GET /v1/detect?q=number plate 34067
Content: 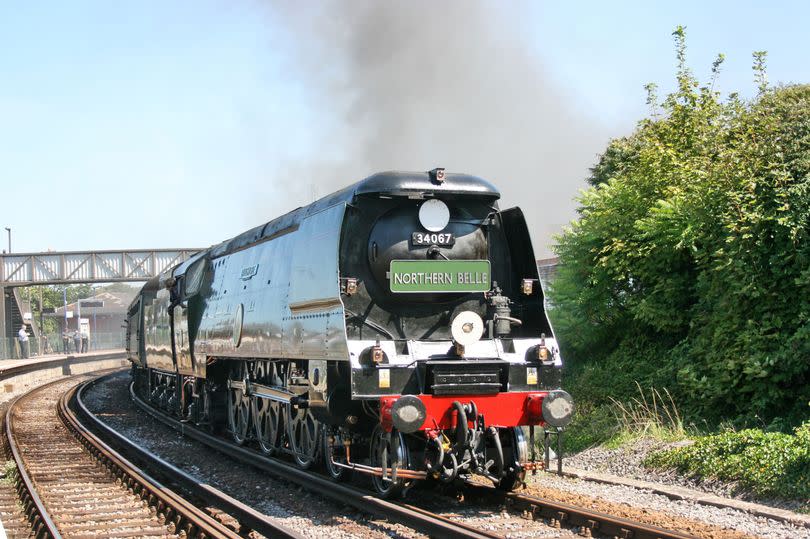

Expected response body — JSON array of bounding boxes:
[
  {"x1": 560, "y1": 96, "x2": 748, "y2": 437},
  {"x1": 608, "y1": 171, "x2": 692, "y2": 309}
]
[{"x1": 412, "y1": 232, "x2": 455, "y2": 246}]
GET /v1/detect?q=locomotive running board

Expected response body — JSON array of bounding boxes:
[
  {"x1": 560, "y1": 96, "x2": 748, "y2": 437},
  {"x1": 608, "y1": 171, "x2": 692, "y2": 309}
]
[{"x1": 227, "y1": 380, "x2": 301, "y2": 405}]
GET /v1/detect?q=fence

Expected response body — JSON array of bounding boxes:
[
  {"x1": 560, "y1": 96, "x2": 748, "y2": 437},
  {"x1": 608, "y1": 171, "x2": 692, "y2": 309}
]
[{"x1": 0, "y1": 331, "x2": 125, "y2": 360}]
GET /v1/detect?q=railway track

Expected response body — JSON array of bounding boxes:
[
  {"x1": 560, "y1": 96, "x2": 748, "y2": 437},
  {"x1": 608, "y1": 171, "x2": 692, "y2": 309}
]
[
  {"x1": 461, "y1": 482, "x2": 695, "y2": 539},
  {"x1": 3, "y1": 372, "x2": 300, "y2": 538},
  {"x1": 104, "y1": 372, "x2": 701, "y2": 539},
  {"x1": 80, "y1": 373, "x2": 499, "y2": 539}
]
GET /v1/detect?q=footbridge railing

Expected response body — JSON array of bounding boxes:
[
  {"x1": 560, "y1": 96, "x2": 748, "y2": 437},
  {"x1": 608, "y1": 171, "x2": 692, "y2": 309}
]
[{"x1": 0, "y1": 249, "x2": 200, "y2": 286}]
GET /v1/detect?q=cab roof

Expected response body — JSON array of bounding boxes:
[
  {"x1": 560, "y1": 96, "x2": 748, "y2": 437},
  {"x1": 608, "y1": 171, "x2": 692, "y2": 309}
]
[
  {"x1": 353, "y1": 170, "x2": 500, "y2": 199},
  {"x1": 179, "y1": 170, "x2": 500, "y2": 265}
]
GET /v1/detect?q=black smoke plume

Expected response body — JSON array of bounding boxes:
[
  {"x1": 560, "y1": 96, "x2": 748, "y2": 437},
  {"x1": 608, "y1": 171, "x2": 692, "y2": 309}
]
[{"x1": 253, "y1": 2, "x2": 608, "y2": 255}]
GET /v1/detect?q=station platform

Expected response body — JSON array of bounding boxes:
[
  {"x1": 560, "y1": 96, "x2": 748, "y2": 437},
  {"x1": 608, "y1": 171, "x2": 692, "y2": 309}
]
[
  {"x1": 0, "y1": 349, "x2": 126, "y2": 374},
  {"x1": 0, "y1": 349, "x2": 128, "y2": 396}
]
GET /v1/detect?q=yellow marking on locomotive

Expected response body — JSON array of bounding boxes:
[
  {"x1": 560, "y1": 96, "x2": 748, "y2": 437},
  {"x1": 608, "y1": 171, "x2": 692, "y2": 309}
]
[{"x1": 378, "y1": 368, "x2": 390, "y2": 388}]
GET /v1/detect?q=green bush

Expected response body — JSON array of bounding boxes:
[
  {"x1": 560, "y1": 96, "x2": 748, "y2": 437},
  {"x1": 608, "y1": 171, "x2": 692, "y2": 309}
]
[
  {"x1": 562, "y1": 402, "x2": 619, "y2": 453},
  {"x1": 645, "y1": 422, "x2": 810, "y2": 503},
  {"x1": 552, "y1": 28, "x2": 810, "y2": 426}
]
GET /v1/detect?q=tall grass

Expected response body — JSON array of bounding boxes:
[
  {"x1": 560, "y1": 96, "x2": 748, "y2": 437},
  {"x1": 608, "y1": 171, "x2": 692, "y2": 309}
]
[{"x1": 605, "y1": 383, "x2": 690, "y2": 447}]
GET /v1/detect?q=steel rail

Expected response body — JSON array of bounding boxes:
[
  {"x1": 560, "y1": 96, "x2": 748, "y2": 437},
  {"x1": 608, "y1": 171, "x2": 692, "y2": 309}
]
[
  {"x1": 56, "y1": 382, "x2": 247, "y2": 539},
  {"x1": 5, "y1": 384, "x2": 63, "y2": 539},
  {"x1": 462, "y1": 482, "x2": 697, "y2": 539},
  {"x1": 128, "y1": 380, "x2": 500, "y2": 539},
  {"x1": 73, "y1": 376, "x2": 303, "y2": 539}
]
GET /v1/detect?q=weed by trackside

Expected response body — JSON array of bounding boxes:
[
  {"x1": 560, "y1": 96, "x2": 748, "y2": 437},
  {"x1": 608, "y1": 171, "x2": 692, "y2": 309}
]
[
  {"x1": 604, "y1": 383, "x2": 692, "y2": 448},
  {"x1": 559, "y1": 383, "x2": 693, "y2": 454},
  {"x1": 0, "y1": 460, "x2": 18, "y2": 486}
]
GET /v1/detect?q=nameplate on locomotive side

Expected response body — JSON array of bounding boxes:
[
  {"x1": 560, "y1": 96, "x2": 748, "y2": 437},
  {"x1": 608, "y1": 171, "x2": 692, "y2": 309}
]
[
  {"x1": 389, "y1": 260, "x2": 491, "y2": 293},
  {"x1": 241, "y1": 264, "x2": 259, "y2": 280}
]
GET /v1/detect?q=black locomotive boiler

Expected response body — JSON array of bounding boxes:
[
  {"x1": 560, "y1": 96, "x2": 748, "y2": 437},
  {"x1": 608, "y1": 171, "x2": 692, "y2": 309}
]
[{"x1": 126, "y1": 169, "x2": 573, "y2": 497}]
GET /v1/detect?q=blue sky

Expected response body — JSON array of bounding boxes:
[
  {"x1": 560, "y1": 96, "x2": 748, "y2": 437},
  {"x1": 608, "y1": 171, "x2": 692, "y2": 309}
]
[
  {"x1": 1, "y1": 1, "x2": 807, "y2": 257},
  {"x1": 533, "y1": 1, "x2": 808, "y2": 123}
]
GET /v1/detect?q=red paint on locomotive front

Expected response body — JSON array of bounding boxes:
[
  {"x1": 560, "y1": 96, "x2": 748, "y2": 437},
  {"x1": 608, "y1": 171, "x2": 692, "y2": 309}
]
[{"x1": 380, "y1": 391, "x2": 548, "y2": 432}]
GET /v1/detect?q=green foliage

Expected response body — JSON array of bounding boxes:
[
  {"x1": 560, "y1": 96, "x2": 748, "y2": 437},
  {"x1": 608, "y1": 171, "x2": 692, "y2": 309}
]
[
  {"x1": 645, "y1": 422, "x2": 810, "y2": 504},
  {"x1": 20, "y1": 284, "x2": 93, "y2": 312},
  {"x1": 18, "y1": 284, "x2": 101, "y2": 334},
  {"x1": 552, "y1": 28, "x2": 810, "y2": 427},
  {"x1": 562, "y1": 402, "x2": 619, "y2": 453}
]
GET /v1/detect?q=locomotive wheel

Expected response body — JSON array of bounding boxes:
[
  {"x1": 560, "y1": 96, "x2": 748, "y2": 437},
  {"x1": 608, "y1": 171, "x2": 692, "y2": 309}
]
[
  {"x1": 496, "y1": 427, "x2": 527, "y2": 491},
  {"x1": 252, "y1": 396, "x2": 282, "y2": 454},
  {"x1": 227, "y1": 366, "x2": 251, "y2": 445},
  {"x1": 369, "y1": 425, "x2": 410, "y2": 498},
  {"x1": 322, "y1": 427, "x2": 350, "y2": 481},
  {"x1": 287, "y1": 404, "x2": 319, "y2": 469}
]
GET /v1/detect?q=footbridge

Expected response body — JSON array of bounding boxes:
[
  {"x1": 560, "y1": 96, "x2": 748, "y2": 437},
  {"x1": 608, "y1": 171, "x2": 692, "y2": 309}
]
[{"x1": 1, "y1": 248, "x2": 200, "y2": 357}]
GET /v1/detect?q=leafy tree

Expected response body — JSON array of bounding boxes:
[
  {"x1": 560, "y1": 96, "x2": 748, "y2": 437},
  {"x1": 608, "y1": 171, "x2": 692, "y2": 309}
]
[
  {"x1": 20, "y1": 283, "x2": 126, "y2": 335},
  {"x1": 552, "y1": 28, "x2": 810, "y2": 427}
]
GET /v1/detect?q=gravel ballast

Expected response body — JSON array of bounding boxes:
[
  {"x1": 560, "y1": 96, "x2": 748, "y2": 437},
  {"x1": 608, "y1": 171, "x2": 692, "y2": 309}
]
[{"x1": 526, "y1": 438, "x2": 810, "y2": 539}]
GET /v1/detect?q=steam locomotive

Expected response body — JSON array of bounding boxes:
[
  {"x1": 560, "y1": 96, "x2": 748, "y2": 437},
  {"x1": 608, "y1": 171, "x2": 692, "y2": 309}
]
[{"x1": 126, "y1": 169, "x2": 573, "y2": 497}]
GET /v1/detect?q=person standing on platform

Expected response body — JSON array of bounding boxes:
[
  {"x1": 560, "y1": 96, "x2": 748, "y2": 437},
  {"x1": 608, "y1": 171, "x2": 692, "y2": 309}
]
[
  {"x1": 81, "y1": 330, "x2": 88, "y2": 353},
  {"x1": 18, "y1": 325, "x2": 29, "y2": 359},
  {"x1": 73, "y1": 330, "x2": 81, "y2": 354},
  {"x1": 62, "y1": 330, "x2": 71, "y2": 353}
]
